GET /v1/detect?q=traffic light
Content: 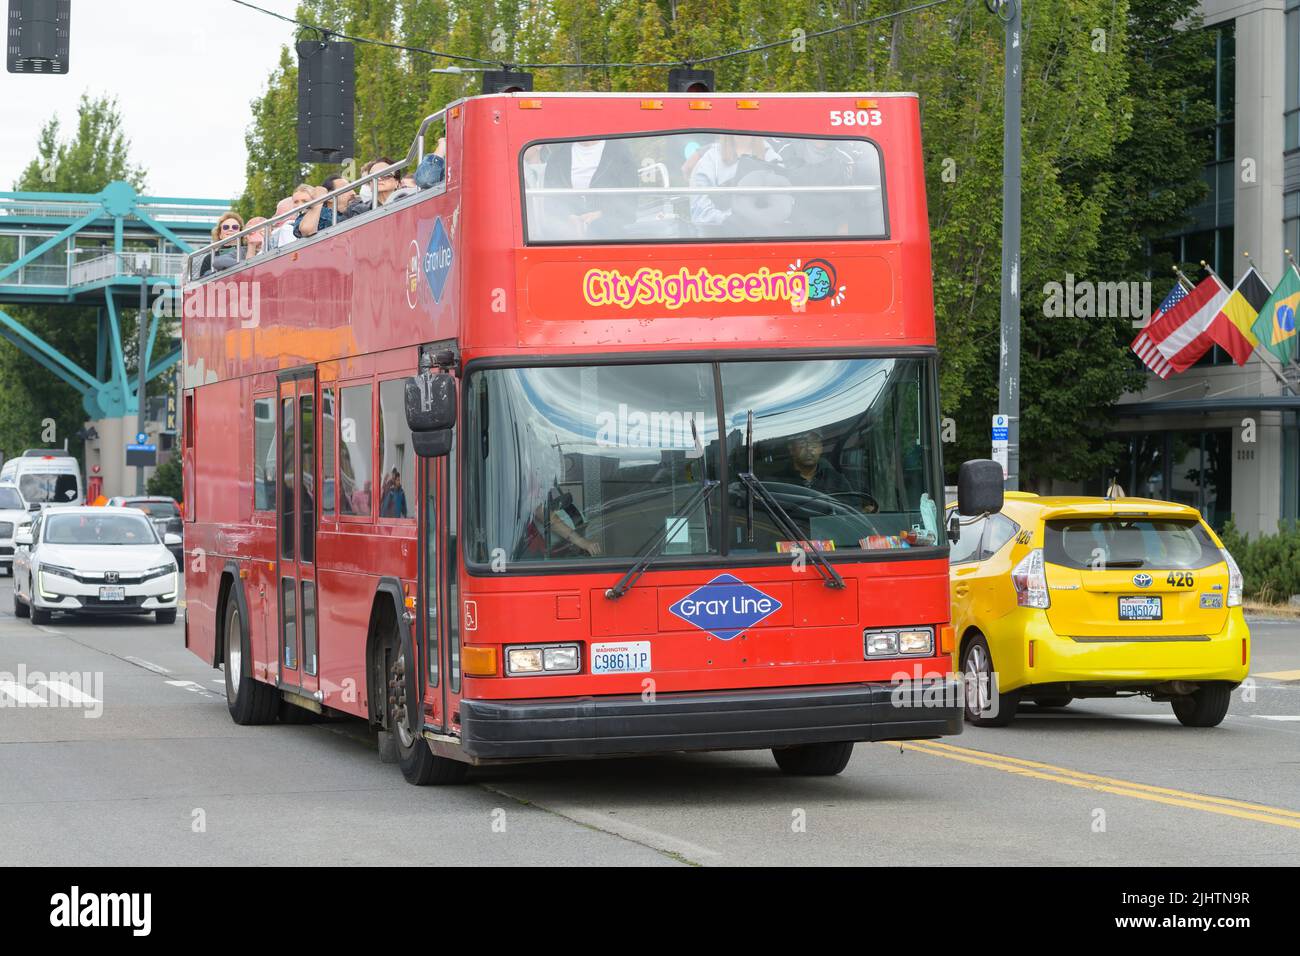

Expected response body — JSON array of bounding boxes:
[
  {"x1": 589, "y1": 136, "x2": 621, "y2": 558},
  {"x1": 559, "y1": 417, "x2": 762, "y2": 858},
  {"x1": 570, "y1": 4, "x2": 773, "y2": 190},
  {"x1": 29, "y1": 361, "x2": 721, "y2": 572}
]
[
  {"x1": 482, "y1": 70, "x2": 533, "y2": 94},
  {"x1": 6, "y1": 0, "x2": 70, "y2": 74},
  {"x1": 297, "y1": 40, "x2": 355, "y2": 164},
  {"x1": 667, "y1": 68, "x2": 714, "y2": 93}
]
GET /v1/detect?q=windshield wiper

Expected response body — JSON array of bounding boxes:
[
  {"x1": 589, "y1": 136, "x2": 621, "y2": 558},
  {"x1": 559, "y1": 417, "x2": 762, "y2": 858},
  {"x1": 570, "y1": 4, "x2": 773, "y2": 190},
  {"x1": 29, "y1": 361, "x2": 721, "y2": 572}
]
[
  {"x1": 735, "y1": 471, "x2": 846, "y2": 590},
  {"x1": 605, "y1": 479, "x2": 719, "y2": 599}
]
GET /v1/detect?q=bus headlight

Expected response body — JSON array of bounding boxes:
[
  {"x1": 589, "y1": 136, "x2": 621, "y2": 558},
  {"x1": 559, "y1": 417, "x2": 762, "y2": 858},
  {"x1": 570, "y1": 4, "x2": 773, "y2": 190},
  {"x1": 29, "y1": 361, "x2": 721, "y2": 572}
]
[
  {"x1": 505, "y1": 643, "x2": 580, "y2": 675},
  {"x1": 865, "y1": 627, "x2": 934, "y2": 658}
]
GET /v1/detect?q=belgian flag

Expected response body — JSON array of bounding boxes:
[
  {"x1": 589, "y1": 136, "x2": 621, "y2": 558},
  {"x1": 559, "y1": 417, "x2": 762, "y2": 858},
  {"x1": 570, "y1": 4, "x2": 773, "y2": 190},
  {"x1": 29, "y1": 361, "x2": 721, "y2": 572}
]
[{"x1": 1210, "y1": 267, "x2": 1272, "y2": 365}]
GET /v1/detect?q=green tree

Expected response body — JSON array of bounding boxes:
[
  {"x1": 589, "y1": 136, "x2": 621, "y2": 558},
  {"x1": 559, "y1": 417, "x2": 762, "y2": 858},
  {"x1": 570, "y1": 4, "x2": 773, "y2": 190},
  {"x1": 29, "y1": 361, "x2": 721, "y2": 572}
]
[
  {"x1": 1, "y1": 94, "x2": 148, "y2": 464},
  {"x1": 146, "y1": 453, "x2": 183, "y2": 501}
]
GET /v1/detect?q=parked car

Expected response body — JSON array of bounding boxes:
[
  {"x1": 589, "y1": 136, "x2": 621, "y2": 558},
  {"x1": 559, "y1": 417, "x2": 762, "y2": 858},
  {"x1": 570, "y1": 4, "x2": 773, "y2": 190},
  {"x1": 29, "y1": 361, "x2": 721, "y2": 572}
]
[
  {"x1": 106, "y1": 496, "x2": 183, "y2": 564},
  {"x1": 0, "y1": 483, "x2": 33, "y2": 576},
  {"x1": 947, "y1": 492, "x2": 1249, "y2": 728},
  {"x1": 12, "y1": 505, "x2": 180, "y2": 625}
]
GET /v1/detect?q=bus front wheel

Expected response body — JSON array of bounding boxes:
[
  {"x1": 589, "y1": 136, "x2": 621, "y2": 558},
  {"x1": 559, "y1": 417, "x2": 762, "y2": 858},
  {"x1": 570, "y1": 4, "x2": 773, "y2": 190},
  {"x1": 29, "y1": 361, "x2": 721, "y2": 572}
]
[
  {"x1": 386, "y1": 638, "x2": 468, "y2": 786},
  {"x1": 772, "y1": 741, "x2": 854, "y2": 776}
]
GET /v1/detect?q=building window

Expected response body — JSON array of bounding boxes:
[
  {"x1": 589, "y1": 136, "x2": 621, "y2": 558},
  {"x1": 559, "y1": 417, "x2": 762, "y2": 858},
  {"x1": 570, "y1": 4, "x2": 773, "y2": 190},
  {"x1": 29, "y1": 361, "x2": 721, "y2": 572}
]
[{"x1": 1095, "y1": 430, "x2": 1233, "y2": 531}]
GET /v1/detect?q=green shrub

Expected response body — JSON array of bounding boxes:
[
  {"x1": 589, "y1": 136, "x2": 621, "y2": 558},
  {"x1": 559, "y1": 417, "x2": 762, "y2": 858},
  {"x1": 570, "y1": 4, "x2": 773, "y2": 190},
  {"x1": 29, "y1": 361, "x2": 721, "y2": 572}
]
[
  {"x1": 146, "y1": 454, "x2": 182, "y2": 502},
  {"x1": 1220, "y1": 520, "x2": 1300, "y2": 603}
]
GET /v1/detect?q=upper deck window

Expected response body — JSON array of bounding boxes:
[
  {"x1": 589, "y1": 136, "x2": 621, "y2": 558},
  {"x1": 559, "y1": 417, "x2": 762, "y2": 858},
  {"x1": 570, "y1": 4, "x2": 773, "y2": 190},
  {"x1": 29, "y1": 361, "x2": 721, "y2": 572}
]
[{"x1": 521, "y1": 132, "x2": 886, "y2": 244}]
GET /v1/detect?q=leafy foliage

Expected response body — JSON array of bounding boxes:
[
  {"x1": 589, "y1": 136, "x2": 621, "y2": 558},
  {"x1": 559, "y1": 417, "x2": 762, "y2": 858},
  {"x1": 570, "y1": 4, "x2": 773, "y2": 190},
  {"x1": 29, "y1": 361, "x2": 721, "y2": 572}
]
[
  {"x1": 235, "y1": 0, "x2": 1214, "y2": 486},
  {"x1": 1219, "y1": 521, "x2": 1300, "y2": 603},
  {"x1": 147, "y1": 453, "x2": 183, "y2": 501}
]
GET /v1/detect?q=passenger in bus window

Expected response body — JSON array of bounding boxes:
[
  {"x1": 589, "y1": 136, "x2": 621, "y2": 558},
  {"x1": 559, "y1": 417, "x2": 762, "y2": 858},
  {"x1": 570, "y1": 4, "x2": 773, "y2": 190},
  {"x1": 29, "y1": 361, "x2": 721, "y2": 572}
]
[
  {"x1": 380, "y1": 469, "x2": 408, "y2": 518},
  {"x1": 197, "y1": 212, "x2": 243, "y2": 275},
  {"x1": 244, "y1": 217, "x2": 268, "y2": 257},
  {"x1": 269, "y1": 186, "x2": 312, "y2": 250},
  {"x1": 688, "y1": 135, "x2": 781, "y2": 227},
  {"x1": 540, "y1": 138, "x2": 637, "y2": 239},
  {"x1": 520, "y1": 489, "x2": 601, "y2": 558},
  {"x1": 358, "y1": 158, "x2": 400, "y2": 210},
  {"x1": 296, "y1": 175, "x2": 364, "y2": 238},
  {"x1": 777, "y1": 139, "x2": 855, "y2": 236}
]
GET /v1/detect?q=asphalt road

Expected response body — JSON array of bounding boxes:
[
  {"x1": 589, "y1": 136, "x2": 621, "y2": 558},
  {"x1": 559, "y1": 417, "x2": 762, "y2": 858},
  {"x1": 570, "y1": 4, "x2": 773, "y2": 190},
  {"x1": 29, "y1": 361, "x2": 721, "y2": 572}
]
[{"x1": 2, "y1": 577, "x2": 1298, "y2": 866}]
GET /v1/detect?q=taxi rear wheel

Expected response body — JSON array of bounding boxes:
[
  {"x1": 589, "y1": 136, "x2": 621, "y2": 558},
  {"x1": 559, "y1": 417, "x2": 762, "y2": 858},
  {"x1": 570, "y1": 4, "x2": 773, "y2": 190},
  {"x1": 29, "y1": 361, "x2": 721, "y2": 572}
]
[
  {"x1": 772, "y1": 741, "x2": 854, "y2": 776},
  {"x1": 1171, "y1": 684, "x2": 1232, "y2": 728},
  {"x1": 1033, "y1": 697, "x2": 1073, "y2": 709},
  {"x1": 963, "y1": 635, "x2": 1021, "y2": 727}
]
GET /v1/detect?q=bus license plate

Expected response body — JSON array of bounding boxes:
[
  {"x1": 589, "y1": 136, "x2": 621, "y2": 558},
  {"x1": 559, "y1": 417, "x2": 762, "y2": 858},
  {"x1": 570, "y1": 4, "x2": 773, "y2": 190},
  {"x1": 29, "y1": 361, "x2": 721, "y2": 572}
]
[
  {"x1": 99, "y1": 586, "x2": 126, "y2": 601},
  {"x1": 1119, "y1": 596, "x2": 1161, "y2": 621},
  {"x1": 590, "y1": 641, "x2": 651, "y2": 675}
]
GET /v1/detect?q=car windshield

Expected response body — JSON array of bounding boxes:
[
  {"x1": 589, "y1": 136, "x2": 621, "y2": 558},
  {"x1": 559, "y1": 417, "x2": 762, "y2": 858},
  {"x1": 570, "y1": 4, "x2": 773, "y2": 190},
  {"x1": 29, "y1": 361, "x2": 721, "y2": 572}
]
[
  {"x1": 465, "y1": 357, "x2": 943, "y2": 565},
  {"x1": 19, "y1": 472, "x2": 79, "y2": 504},
  {"x1": 0, "y1": 487, "x2": 24, "y2": 510},
  {"x1": 44, "y1": 513, "x2": 158, "y2": 546},
  {"x1": 1045, "y1": 518, "x2": 1221, "y2": 571},
  {"x1": 521, "y1": 132, "x2": 885, "y2": 243}
]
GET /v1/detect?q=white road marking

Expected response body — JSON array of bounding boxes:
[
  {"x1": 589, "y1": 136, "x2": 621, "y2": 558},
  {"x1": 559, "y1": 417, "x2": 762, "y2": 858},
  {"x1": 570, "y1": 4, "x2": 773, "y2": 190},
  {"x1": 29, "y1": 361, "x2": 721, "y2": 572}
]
[
  {"x1": 37, "y1": 680, "x2": 100, "y2": 705},
  {"x1": 35, "y1": 626, "x2": 64, "y2": 635},
  {"x1": 0, "y1": 680, "x2": 44, "y2": 704},
  {"x1": 1252, "y1": 715, "x2": 1300, "y2": 722},
  {"x1": 165, "y1": 680, "x2": 201, "y2": 689},
  {"x1": 124, "y1": 656, "x2": 171, "y2": 675}
]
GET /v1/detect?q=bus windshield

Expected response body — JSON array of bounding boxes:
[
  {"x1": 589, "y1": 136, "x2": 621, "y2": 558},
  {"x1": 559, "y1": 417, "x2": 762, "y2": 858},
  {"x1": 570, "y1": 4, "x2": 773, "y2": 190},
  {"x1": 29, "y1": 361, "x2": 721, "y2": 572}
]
[
  {"x1": 19, "y1": 473, "x2": 79, "y2": 504},
  {"x1": 522, "y1": 132, "x2": 885, "y2": 243},
  {"x1": 466, "y1": 357, "x2": 942, "y2": 566}
]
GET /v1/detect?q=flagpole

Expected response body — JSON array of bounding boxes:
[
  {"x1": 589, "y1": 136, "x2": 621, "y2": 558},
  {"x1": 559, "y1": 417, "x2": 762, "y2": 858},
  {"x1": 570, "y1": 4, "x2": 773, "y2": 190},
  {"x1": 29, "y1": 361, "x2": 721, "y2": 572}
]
[
  {"x1": 1240, "y1": 250, "x2": 1294, "y2": 390},
  {"x1": 1172, "y1": 264, "x2": 1195, "y2": 293}
]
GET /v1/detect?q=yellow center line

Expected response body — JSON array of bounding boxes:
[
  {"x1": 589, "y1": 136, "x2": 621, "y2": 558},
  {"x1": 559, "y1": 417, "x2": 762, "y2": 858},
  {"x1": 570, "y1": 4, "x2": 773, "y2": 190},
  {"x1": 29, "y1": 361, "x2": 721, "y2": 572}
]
[{"x1": 886, "y1": 739, "x2": 1300, "y2": 831}]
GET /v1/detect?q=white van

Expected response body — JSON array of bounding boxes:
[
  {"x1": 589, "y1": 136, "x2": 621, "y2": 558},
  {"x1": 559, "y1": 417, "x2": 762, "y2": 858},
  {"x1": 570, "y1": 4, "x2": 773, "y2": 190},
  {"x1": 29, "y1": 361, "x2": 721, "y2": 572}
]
[{"x1": 0, "y1": 450, "x2": 84, "y2": 510}]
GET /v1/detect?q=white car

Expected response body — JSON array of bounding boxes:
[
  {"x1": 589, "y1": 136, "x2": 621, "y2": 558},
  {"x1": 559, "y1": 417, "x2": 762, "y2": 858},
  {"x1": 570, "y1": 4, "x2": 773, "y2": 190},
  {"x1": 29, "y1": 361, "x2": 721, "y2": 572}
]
[
  {"x1": 0, "y1": 484, "x2": 32, "y2": 577},
  {"x1": 12, "y1": 506, "x2": 180, "y2": 625}
]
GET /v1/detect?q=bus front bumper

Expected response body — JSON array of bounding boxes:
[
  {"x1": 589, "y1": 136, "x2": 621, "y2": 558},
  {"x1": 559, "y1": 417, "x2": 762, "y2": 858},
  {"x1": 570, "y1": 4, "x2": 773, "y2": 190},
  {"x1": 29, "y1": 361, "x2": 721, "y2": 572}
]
[{"x1": 457, "y1": 679, "x2": 962, "y2": 761}]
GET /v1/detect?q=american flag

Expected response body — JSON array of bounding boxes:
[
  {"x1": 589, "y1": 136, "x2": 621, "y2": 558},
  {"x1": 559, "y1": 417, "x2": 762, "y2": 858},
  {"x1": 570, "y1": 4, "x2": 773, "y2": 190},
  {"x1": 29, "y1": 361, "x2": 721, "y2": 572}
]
[{"x1": 1131, "y1": 282, "x2": 1189, "y2": 378}]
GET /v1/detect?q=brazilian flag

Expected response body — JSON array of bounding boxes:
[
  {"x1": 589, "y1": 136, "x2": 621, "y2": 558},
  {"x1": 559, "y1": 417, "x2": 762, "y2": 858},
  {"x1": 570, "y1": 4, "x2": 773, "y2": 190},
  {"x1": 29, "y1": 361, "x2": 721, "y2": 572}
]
[{"x1": 1251, "y1": 265, "x2": 1300, "y2": 364}]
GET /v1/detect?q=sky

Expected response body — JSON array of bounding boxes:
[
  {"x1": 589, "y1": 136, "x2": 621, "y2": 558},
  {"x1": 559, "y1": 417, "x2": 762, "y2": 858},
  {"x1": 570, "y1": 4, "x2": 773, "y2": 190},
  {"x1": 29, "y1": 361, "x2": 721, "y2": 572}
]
[{"x1": 0, "y1": 0, "x2": 305, "y2": 201}]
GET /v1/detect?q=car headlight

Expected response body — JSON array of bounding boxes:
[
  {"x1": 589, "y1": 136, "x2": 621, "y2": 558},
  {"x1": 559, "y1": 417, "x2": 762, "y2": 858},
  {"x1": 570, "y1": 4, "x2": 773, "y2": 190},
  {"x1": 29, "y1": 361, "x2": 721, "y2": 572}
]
[
  {"x1": 142, "y1": 564, "x2": 176, "y2": 581},
  {"x1": 41, "y1": 564, "x2": 76, "y2": 580},
  {"x1": 505, "y1": 643, "x2": 581, "y2": 675}
]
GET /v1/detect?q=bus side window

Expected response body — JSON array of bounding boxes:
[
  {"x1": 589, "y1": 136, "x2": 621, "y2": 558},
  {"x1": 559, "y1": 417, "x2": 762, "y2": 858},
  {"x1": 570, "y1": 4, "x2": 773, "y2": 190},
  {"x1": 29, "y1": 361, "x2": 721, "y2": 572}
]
[{"x1": 253, "y1": 396, "x2": 276, "y2": 512}]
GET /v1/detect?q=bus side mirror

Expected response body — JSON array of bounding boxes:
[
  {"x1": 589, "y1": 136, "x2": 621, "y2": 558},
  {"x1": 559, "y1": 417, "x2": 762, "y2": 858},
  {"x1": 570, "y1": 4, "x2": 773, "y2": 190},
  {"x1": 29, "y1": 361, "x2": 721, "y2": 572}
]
[
  {"x1": 405, "y1": 372, "x2": 456, "y2": 458},
  {"x1": 957, "y1": 459, "x2": 1004, "y2": 517}
]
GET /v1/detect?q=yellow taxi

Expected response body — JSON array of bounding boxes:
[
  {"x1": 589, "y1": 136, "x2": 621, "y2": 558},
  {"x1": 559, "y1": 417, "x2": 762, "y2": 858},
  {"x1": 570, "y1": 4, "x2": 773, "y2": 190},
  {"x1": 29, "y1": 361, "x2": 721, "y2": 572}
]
[{"x1": 946, "y1": 492, "x2": 1249, "y2": 728}]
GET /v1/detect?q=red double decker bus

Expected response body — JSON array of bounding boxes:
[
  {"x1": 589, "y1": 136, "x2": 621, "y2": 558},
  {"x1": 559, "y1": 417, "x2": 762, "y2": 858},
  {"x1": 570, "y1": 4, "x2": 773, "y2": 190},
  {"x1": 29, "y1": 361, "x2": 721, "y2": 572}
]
[{"x1": 183, "y1": 91, "x2": 977, "y2": 784}]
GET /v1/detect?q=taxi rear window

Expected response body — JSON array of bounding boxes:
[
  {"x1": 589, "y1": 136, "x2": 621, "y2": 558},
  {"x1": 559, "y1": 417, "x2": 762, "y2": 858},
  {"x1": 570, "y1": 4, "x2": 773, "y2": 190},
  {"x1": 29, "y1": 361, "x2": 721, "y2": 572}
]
[{"x1": 1044, "y1": 518, "x2": 1221, "y2": 571}]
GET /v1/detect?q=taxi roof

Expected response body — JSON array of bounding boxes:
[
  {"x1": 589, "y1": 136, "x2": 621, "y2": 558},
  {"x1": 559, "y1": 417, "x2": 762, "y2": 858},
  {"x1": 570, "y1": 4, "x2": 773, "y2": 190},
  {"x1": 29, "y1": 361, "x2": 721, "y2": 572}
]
[{"x1": 1002, "y1": 495, "x2": 1204, "y2": 522}]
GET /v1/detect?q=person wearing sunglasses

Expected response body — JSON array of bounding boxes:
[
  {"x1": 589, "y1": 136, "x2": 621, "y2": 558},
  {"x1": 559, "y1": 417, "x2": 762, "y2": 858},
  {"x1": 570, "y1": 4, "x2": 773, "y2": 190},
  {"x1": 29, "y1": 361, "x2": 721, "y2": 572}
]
[{"x1": 196, "y1": 211, "x2": 244, "y2": 276}]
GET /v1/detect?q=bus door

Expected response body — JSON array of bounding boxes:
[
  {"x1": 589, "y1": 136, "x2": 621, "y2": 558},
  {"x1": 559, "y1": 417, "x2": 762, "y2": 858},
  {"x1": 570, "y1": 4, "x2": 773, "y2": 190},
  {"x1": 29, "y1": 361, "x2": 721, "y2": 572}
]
[
  {"x1": 276, "y1": 369, "x2": 320, "y2": 701},
  {"x1": 422, "y1": 417, "x2": 462, "y2": 734}
]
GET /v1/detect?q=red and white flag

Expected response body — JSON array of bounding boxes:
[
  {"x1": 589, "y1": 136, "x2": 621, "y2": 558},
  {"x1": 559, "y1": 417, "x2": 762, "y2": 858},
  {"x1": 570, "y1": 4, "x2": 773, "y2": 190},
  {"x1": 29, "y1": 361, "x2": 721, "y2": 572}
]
[{"x1": 1130, "y1": 275, "x2": 1229, "y2": 378}]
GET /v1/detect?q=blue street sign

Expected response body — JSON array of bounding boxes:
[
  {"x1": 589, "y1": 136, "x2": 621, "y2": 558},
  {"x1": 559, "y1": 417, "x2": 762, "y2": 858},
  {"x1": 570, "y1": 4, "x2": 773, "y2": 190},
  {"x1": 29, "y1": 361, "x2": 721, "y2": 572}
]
[
  {"x1": 667, "y1": 573, "x2": 782, "y2": 641},
  {"x1": 135, "y1": 431, "x2": 147, "y2": 444}
]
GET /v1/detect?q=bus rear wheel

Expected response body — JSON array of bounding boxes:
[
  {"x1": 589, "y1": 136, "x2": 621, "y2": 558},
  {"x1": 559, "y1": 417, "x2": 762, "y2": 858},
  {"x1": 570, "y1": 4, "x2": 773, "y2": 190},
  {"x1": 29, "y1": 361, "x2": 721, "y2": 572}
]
[
  {"x1": 224, "y1": 596, "x2": 278, "y2": 725},
  {"x1": 386, "y1": 638, "x2": 467, "y2": 786},
  {"x1": 772, "y1": 741, "x2": 854, "y2": 776}
]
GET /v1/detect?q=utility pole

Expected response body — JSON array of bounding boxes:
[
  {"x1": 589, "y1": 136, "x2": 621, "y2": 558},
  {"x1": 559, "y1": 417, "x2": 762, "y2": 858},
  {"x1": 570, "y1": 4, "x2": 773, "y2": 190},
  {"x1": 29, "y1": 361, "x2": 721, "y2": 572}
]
[
  {"x1": 992, "y1": 0, "x2": 1022, "y2": 490},
  {"x1": 135, "y1": 258, "x2": 149, "y2": 495}
]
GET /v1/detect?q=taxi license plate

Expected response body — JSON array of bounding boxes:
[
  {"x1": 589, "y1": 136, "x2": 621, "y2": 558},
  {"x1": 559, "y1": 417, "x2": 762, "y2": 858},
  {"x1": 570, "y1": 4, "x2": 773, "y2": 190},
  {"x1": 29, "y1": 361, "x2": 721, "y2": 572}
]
[
  {"x1": 1119, "y1": 596, "x2": 1161, "y2": 621},
  {"x1": 99, "y1": 586, "x2": 126, "y2": 602},
  {"x1": 590, "y1": 641, "x2": 651, "y2": 675}
]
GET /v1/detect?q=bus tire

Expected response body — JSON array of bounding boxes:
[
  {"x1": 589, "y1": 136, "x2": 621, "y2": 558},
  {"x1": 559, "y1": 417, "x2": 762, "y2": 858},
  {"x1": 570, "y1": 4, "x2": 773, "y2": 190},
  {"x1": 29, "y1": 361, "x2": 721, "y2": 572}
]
[
  {"x1": 1172, "y1": 684, "x2": 1232, "y2": 728},
  {"x1": 13, "y1": 591, "x2": 29, "y2": 618},
  {"x1": 962, "y1": 634, "x2": 1020, "y2": 727},
  {"x1": 223, "y1": 592, "x2": 278, "y2": 725},
  {"x1": 385, "y1": 634, "x2": 468, "y2": 785},
  {"x1": 772, "y1": 741, "x2": 854, "y2": 776}
]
